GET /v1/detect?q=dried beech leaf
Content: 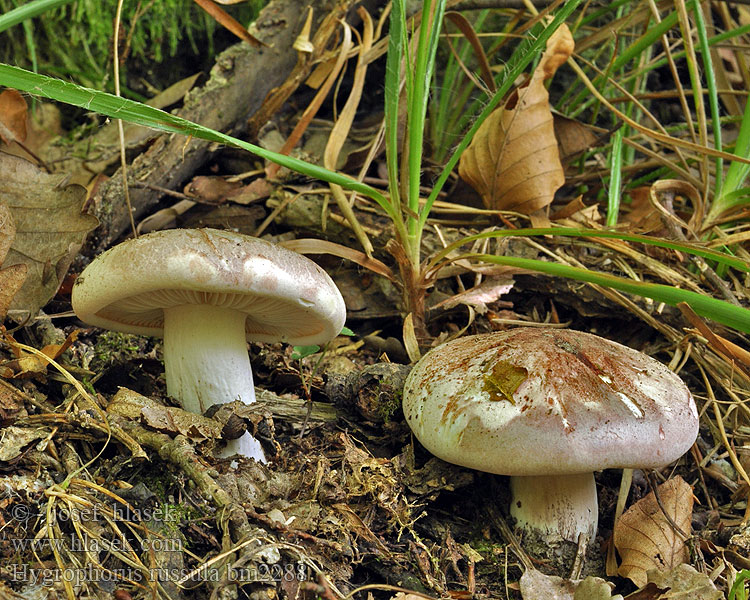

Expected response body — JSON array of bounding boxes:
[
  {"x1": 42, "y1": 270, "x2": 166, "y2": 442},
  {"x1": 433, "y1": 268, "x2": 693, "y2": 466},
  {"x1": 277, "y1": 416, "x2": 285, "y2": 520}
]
[
  {"x1": 0, "y1": 204, "x2": 16, "y2": 261},
  {"x1": 0, "y1": 426, "x2": 47, "y2": 461},
  {"x1": 458, "y1": 26, "x2": 573, "y2": 213},
  {"x1": 1, "y1": 329, "x2": 79, "y2": 379},
  {"x1": 614, "y1": 477, "x2": 693, "y2": 587},
  {"x1": 439, "y1": 276, "x2": 515, "y2": 314},
  {"x1": 573, "y1": 577, "x2": 623, "y2": 600},
  {"x1": 520, "y1": 569, "x2": 576, "y2": 600},
  {"x1": 0, "y1": 154, "x2": 98, "y2": 319},
  {"x1": 519, "y1": 570, "x2": 621, "y2": 600},
  {"x1": 0, "y1": 205, "x2": 27, "y2": 319},
  {"x1": 108, "y1": 388, "x2": 223, "y2": 441},
  {"x1": 0, "y1": 263, "x2": 27, "y2": 321},
  {"x1": 628, "y1": 564, "x2": 722, "y2": 600},
  {"x1": 0, "y1": 380, "x2": 27, "y2": 425},
  {"x1": 553, "y1": 113, "x2": 601, "y2": 161},
  {"x1": 538, "y1": 24, "x2": 576, "y2": 81},
  {"x1": 0, "y1": 89, "x2": 28, "y2": 145},
  {"x1": 183, "y1": 175, "x2": 244, "y2": 204}
]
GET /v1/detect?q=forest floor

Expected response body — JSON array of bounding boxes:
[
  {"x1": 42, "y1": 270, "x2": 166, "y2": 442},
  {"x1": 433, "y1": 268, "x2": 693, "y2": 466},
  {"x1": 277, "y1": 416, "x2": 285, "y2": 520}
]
[{"x1": 1, "y1": 1, "x2": 749, "y2": 599}]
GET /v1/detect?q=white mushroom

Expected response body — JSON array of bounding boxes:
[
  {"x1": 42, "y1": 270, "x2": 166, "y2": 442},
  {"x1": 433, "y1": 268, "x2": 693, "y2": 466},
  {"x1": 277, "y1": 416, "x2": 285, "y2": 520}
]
[
  {"x1": 72, "y1": 228, "x2": 346, "y2": 462},
  {"x1": 402, "y1": 328, "x2": 698, "y2": 544}
]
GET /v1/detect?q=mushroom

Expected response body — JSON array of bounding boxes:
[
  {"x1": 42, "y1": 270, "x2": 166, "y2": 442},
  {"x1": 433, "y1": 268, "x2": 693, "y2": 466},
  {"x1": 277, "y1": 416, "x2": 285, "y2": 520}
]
[
  {"x1": 72, "y1": 228, "x2": 346, "y2": 462},
  {"x1": 402, "y1": 328, "x2": 698, "y2": 544}
]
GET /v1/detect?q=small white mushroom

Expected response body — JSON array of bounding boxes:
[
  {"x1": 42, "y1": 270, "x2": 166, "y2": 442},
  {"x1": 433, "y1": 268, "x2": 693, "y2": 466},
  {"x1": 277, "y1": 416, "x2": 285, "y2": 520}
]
[
  {"x1": 402, "y1": 328, "x2": 698, "y2": 544},
  {"x1": 72, "y1": 228, "x2": 346, "y2": 462}
]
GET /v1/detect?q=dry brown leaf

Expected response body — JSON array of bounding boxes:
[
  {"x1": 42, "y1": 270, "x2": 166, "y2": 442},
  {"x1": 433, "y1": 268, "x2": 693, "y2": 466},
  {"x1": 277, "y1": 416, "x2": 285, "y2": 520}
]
[
  {"x1": 520, "y1": 569, "x2": 577, "y2": 600},
  {"x1": 519, "y1": 570, "x2": 622, "y2": 600},
  {"x1": 0, "y1": 205, "x2": 27, "y2": 319},
  {"x1": 458, "y1": 25, "x2": 573, "y2": 213},
  {"x1": 624, "y1": 564, "x2": 722, "y2": 600},
  {"x1": 539, "y1": 24, "x2": 576, "y2": 81},
  {"x1": 1, "y1": 329, "x2": 79, "y2": 379},
  {"x1": 182, "y1": 175, "x2": 272, "y2": 206},
  {"x1": 614, "y1": 477, "x2": 693, "y2": 587},
  {"x1": 0, "y1": 425, "x2": 47, "y2": 462},
  {"x1": 0, "y1": 89, "x2": 28, "y2": 145},
  {"x1": 390, "y1": 594, "x2": 428, "y2": 600},
  {"x1": 0, "y1": 154, "x2": 98, "y2": 319},
  {"x1": 108, "y1": 388, "x2": 224, "y2": 441},
  {"x1": 0, "y1": 380, "x2": 27, "y2": 425},
  {"x1": 183, "y1": 175, "x2": 244, "y2": 204},
  {"x1": 553, "y1": 113, "x2": 601, "y2": 162},
  {"x1": 438, "y1": 276, "x2": 515, "y2": 314},
  {"x1": 621, "y1": 187, "x2": 665, "y2": 234}
]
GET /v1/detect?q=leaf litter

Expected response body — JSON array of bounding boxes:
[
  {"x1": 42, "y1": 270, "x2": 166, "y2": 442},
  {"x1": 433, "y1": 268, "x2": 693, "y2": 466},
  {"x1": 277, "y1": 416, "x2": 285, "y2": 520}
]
[{"x1": 2, "y1": 2, "x2": 750, "y2": 600}]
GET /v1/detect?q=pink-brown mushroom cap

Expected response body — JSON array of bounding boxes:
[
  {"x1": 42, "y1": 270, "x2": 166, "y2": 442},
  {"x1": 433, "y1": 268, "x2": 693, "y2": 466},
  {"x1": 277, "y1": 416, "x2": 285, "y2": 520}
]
[{"x1": 403, "y1": 328, "x2": 698, "y2": 476}]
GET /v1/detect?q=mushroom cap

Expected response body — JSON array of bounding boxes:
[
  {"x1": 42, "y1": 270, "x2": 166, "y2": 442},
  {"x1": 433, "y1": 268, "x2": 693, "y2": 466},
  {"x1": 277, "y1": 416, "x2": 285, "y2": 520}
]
[
  {"x1": 72, "y1": 229, "x2": 346, "y2": 345},
  {"x1": 403, "y1": 328, "x2": 698, "y2": 476}
]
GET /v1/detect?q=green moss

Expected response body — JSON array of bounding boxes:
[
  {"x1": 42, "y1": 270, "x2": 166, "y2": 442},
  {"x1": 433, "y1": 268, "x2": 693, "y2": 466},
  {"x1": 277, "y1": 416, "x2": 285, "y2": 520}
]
[
  {"x1": 377, "y1": 382, "x2": 403, "y2": 423},
  {"x1": 0, "y1": 0, "x2": 267, "y2": 89},
  {"x1": 90, "y1": 330, "x2": 147, "y2": 370}
]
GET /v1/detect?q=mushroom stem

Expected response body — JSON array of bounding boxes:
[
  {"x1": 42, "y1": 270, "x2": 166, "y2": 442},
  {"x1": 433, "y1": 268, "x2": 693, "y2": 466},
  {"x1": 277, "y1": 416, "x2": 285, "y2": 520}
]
[
  {"x1": 163, "y1": 303, "x2": 265, "y2": 462},
  {"x1": 510, "y1": 473, "x2": 598, "y2": 543}
]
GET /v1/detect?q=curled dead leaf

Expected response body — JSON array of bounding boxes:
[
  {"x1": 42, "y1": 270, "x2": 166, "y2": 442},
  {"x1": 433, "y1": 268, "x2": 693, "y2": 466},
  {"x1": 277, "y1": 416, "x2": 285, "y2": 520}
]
[
  {"x1": 1, "y1": 329, "x2": 79, "y2": 379},
  {"x1": 0, "y1": 425, "x2": 48, "y2": 462},
  {"x1": 0, "y1": 379, "x2": 28, "y2": 425},
  {"x1": 553, "y1": 113, "x2": 602, "y2": 162},
  {"x1": 614, "y1": 476, "x2": 693, "y2": 587},
  {"x1": 539, "y1": 24, "x2": 575, "y2": 81}
]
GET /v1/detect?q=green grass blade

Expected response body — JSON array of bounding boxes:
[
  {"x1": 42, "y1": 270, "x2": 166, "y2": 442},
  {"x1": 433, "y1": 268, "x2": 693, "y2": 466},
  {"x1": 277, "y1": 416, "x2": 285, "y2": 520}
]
[
  {"x1": 471, "y1": 253, "x2": 750, "y2": 333},
  {"x1": 428, "y1": 227, "x2": 750, "y2": 273},
  {"x1": 607, "y1": 127, "x2": 624, "y2": 227},
  {"x1": 579, "y1": 0, "x2": 638, "y2": 27},
  {"x1": 0, "y1": 0, "x2": 75, "y2": 33},
  {"x1": 728, "y1": 569, "x2": 750, "y2": 600},
  {"x1": 0, "y1": 63, "x2": 392, "y2": 215},
  {"x1": 710, "y1": 83, "x2": 750, "y2": 221},
  {"x1": 691, "y1": 0, "x2": 722, "y2": 200},
  {"x1": 384, "y1": 0, "x2": 406, "y2": 216},
  {"x1": 406, "y1": 0, "x2": 447, "y2": 246},
  {"x1": 567, "y1": 12, "x2": 679, "y2": 118}
]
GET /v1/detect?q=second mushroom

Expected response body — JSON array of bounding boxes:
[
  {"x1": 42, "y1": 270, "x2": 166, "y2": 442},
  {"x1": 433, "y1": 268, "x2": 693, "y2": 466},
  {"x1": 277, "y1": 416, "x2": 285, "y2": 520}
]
[{"x1": 402, "y1": 328, "x2": 699, "y2": 545}]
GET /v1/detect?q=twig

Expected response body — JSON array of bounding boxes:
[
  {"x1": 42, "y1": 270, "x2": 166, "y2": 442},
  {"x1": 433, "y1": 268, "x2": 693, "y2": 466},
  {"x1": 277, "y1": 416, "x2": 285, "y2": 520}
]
[{"x1": 485, "y1": 502, "x2": 534, "y2": 571}]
